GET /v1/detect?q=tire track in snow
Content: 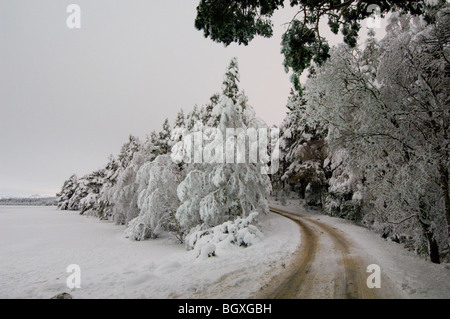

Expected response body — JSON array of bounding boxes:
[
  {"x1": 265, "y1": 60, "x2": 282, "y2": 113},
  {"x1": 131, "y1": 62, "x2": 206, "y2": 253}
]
[
  {"x1": 306, "y1": 218, "x2": 378, "y2": 299},
  {"x1": 263, "y1": 210, "x2": 319, "y2": 299}
]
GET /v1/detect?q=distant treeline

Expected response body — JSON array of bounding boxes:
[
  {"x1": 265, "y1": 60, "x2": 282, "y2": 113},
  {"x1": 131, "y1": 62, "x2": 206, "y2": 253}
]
[{"x1": 0, "y1": 197, "x2": 57, "y2": 206}]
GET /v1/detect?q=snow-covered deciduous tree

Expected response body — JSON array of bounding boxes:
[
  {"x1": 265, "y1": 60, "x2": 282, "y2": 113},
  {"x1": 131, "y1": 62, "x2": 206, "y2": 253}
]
[
  {"x1": 175, "y1": 169, "x2": 206, "y2": 232},
  {"x1": 367, "y1": 10, "x2": 449, "y2": 262},
  {"x1": 174, "y1": 58, "x2": 272, "y2": 236},
  {"x1": 125, "y1": 155, "x2": 184, "y2": 241},
  {"x1": 109, "y1": 118, "x2": 177, "y2": 225},
  {"x1": 304, "y1": 6, "x2": 449, "y2": 262},
  {"x1": 110, "y1": 152, "x2": 146, "y2": 225}
]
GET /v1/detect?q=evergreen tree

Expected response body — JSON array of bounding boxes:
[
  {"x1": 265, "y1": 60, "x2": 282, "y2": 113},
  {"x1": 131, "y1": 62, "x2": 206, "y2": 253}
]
[
  {"x1": 97, "y1": 155, "x2": 120, "y2": 219},
  {"x1": 65, "y1": 169, "x2": 105, "y2": 214},
  {"x1": 154, "y1": 119, "x2": 171, "y2": 155},
  {"x1": 96, "y1": 135, "x2": 142, "y2": 220},
  {"x1": 276, "y1": 89, "x2": 327, "y2": 203},
  {"x1": 57, "y1": 174, "x2": 79, "y2": 210},
  {"x1": 174, "y1": 109, "x2": 186, "y2": 129},
  {"x1": 201, "y1": 93, "x2": 220, "y2": 127}
]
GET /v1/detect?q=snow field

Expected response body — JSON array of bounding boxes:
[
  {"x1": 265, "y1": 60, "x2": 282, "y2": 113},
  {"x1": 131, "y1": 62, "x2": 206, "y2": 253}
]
[{"x1": 0, "y1": 206, "x2": 300, "y2": 299}]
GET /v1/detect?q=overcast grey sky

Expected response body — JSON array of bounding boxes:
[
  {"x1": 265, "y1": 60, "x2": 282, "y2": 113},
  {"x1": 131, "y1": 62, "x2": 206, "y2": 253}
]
[{"x1": 0, "y1": 1, "x2": 387, "y2": 197}]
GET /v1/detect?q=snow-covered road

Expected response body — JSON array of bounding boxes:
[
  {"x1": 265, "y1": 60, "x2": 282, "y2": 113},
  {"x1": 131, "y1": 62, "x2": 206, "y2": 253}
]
[
  {"x1": 261, "y1": 207, "x2": 393, "y2": 298},
  {"x1": 263, "y1": 201, "x2": 450, "y2": 299}
]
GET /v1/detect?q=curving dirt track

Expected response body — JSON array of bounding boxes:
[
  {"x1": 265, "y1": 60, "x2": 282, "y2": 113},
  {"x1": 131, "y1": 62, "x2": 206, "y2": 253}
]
[{"x1": 258, "y1": 207, "x2": 382, "y2": 299}]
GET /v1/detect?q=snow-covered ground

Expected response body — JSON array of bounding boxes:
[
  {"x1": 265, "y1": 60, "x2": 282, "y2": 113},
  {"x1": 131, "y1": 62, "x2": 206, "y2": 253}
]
[
  {"x1": 271, "y1": 199, "x2": 450, "y2": 299},
  {"x1": 0, "y1": 206, "x2": 299, "y2": 299},
  {"x1": 3, "y1": 202, "x2": 448, "y2": 299}
]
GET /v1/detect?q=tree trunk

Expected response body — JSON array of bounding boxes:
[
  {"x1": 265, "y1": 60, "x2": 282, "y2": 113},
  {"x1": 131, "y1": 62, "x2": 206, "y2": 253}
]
[
  {"x1": 419, "y1": 218, "x2": 441, "y2": 264},
  {"x1": 425, "y1": 232, "x2": 441, "y2": 264},
  {"x1": 439, "y1": 164, "x2": 450, "y2": 237}
]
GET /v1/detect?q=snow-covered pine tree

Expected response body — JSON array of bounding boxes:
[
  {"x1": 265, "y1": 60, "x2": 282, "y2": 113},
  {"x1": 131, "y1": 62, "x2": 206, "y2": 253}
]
[
  {"x1": 174, "y1": 109, "x2": 186, "y2": 130},
  {"x1": 275, "y1": 88, "x2": 328, "y2": 205},
  {"x1": 186, "y1": 105, "x2": 201, "y2": 131},
  {"x1": 57, "y1": 174, "x2": 79, "y2": 210},
  {"x1": 96, "y1": 155, "x2": 120, "y2": 219},
  {"x1": 96, "y1": 135, "x2": 142, "y2": 220},
  {"x1": 59, "y1": 152, "x2": 124, "y2": 216},
  {"x1": 69, "y1": 169, "x2": 105, "y2": 214},
  {"x1": 201, "y1": 93, "x2": 220, "y2": 127},
  {"x1": 117, "y1": 135, "x2": 142, "y2": 170},
  {"x1": 154, "y1": 118, "x2": 171, "y2": 155},
  {"x1": 272, "y1": 90, "x2": 299, "y2": 195}
]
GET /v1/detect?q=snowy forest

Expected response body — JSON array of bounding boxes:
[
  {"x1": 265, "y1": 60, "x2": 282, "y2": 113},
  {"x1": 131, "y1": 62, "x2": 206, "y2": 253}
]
[{"x1": 57, "y1": 2, "x2": 449, "y2": 264}]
